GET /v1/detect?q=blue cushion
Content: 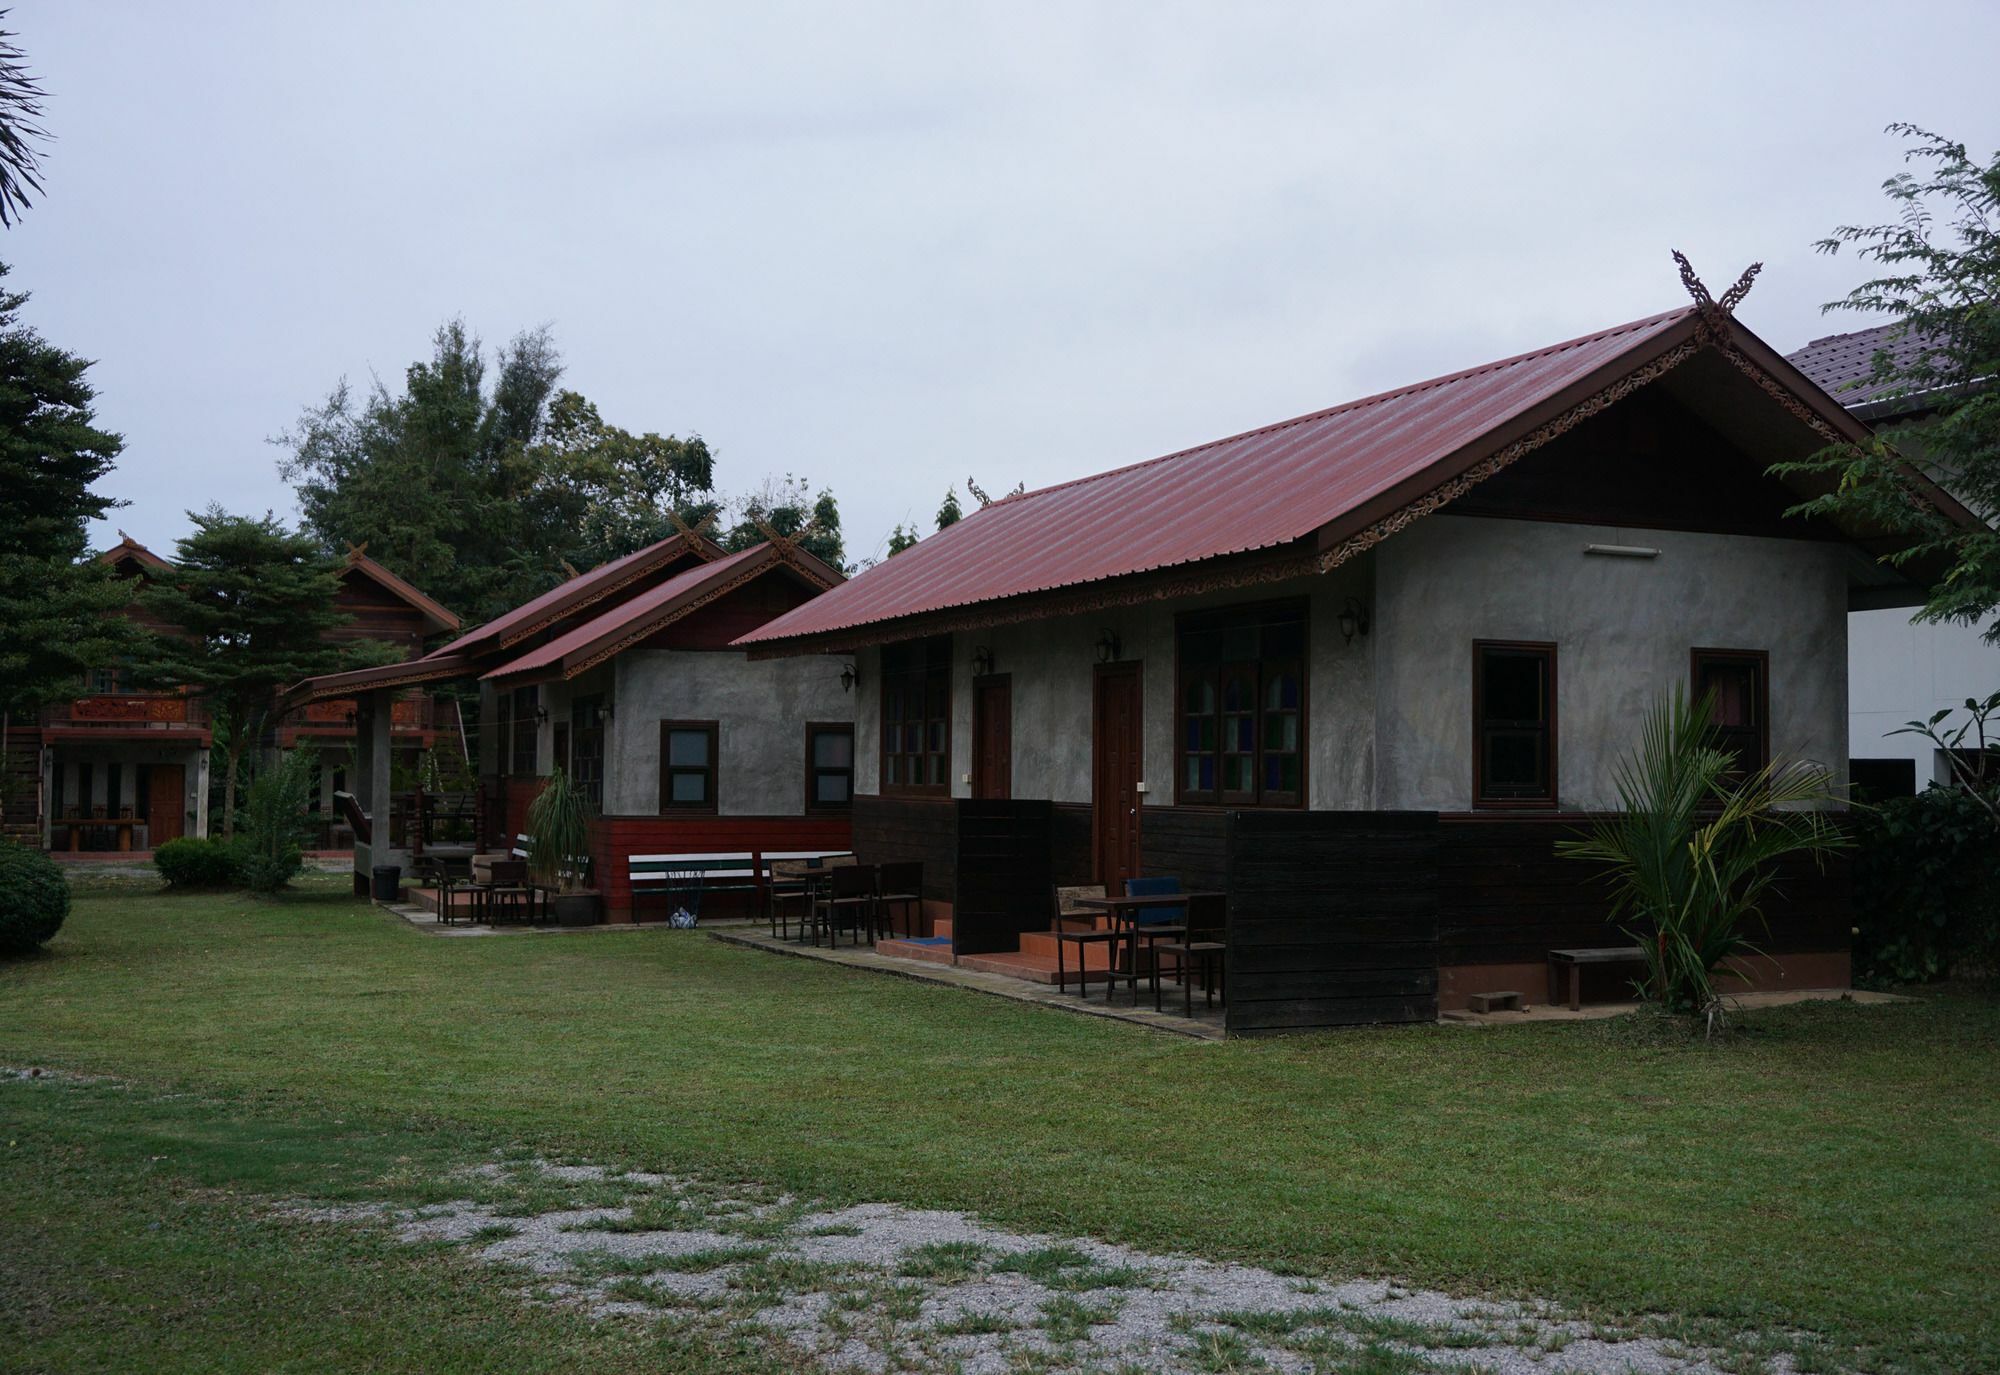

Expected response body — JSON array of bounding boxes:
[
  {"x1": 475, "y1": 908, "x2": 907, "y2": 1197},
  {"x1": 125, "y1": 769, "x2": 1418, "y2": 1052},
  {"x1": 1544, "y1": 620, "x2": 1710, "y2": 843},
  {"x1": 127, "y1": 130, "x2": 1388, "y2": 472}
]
[{"x1": 1124, "y1": 875, "x2": 1182, "y2": 927}]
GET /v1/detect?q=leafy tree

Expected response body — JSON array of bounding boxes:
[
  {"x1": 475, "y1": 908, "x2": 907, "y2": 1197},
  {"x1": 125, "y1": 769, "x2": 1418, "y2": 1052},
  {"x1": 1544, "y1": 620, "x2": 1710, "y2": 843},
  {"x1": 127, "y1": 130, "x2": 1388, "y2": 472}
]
[
  {"x1": 1775, "y1": 125, "x2": 2000, "y2": 636},
  {"x1": 278, "y1": 320, "x2": 736, "y2": 620},
  {"x1": 239, "y1": 742, "x2": 317, "y2": 892},
  {"x1": 277, "y1": 321, "x2": 571, "y2": 625},
  {"x1": 0, "y1": 264, "x2": 134, "y2": 735},
  {"x1": 721, "y1": 475, "x2": 846, "y2": 570},
  {"x1": 529, "y1": 389, "x2": 717, "y2": 567},
  {"x1": 0, "y1": 15, "x2": 48, "y2": 227},
  {"x1": 135, "y1": 508, "x2": 369, "y2": 838},
  {"x1": 884, "y1": 523, "x2": 920, "y2": 557},
  {"x1": 936, "y1": 488, "x2": 962, "y2": 529}
]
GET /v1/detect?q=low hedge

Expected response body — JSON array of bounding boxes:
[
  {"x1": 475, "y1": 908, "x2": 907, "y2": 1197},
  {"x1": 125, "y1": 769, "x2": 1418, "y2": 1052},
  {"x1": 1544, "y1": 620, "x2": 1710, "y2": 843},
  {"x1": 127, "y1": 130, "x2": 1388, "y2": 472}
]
[
  {"x1": 153, "y1": 836, "x2": 246, "y2": 889},
  {"x1": 1853, "y1": 785, "x2": 2000, "y2": 985},
  {"x1": 0, "y1": 841, "x2": 70, "y2": 954}
]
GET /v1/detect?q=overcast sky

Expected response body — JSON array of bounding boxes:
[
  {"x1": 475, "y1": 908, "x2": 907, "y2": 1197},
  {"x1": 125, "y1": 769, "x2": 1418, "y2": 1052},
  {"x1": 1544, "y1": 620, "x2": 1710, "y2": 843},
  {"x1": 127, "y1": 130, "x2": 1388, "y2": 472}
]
[{"x1": 8, "y1": 2, "x2": 1999, "y2": 570}]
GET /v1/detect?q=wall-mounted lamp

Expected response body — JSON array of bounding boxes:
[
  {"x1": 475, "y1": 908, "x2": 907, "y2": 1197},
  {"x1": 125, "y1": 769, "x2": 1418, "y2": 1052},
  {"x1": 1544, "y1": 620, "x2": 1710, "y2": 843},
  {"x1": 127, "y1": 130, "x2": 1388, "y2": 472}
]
[
  {"x1": 839, "y1": 661, "x2": 860, "y2": 694},
  {"x1": 971, "y1": 646, "x2": 995, "y2": 678},
  {"x1": 1338, "y1": 597, "x2": 1372, "y2": 647},
  {"x1": 534, "y1": 705, "x2": 551, "y2": 724},
  {"x1": 1095, "y1": 629, "x2": 1122, "y2": 664}
]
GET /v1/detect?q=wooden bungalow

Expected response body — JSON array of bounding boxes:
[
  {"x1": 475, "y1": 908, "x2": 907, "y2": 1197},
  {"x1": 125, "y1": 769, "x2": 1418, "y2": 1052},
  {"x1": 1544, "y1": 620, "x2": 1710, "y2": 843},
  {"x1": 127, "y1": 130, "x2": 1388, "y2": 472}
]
[
  {"x1": 0, "y1": 538, "x2": 465, "y2": 856},
  {"x1": 736, "y1": 292, "x2": 1982, "y2": 1032},
  {"x1": 285, "y1": 530, "x2": 857, "y2": 918}
]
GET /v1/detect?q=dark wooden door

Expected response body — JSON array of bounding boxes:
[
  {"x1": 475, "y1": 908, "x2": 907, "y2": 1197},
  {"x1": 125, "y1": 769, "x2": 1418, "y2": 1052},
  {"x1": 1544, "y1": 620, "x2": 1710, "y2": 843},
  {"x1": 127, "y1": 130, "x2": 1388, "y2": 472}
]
[
  {"x1": 1092, "y1": 663, "x2": 1143, "y2": 891},
  {"x1": 147, "y1": 764, "x2": 185, "y2": 845},
  {"x1": 971, "y1": 676, "x2": 1012, "y2": 800}
]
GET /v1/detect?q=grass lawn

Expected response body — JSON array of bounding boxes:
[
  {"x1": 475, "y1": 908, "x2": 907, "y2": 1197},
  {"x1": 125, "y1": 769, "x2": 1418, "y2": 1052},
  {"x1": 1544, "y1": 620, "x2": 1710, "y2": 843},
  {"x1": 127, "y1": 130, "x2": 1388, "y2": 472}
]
[{"x1": 3, "y1": 876, "x2": 1996, "y2": 1373}]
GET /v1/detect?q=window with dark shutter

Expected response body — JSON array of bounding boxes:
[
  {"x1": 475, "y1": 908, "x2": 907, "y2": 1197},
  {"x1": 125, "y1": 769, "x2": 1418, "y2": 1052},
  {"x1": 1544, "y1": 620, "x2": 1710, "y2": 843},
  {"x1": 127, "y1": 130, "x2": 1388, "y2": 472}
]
[
  {"x1": 659, "y1": 721, "x2": 718, "y2": 812},
  {"x1": 1474, "y1": 641, "x2": 1556, "y2": 806}
]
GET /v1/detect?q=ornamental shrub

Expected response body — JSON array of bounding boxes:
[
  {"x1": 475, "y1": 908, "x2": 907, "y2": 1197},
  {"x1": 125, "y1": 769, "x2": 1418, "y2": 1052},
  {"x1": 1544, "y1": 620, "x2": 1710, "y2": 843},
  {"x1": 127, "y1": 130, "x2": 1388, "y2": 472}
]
[
  {"x1": 238, "y1": 746, "x2": 316, "y2": 893},
  {"x1": 153, "y1": 835, "x2": 245, "y2": 889},
  {"x1": 1853, "y1": 785, "x2": 2000, "y2": 986},
  {"x1": 0, "y1": 841, "x2": 69, "y2": 954}
]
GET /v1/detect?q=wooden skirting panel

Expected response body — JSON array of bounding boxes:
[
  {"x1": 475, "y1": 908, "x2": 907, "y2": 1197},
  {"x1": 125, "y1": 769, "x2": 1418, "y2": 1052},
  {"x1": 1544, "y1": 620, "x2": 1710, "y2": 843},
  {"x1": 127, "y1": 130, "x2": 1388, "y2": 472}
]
[
  {"x1": 1225, "y1": 811, "x2": 1440, "y2": 1034},
  {"x1": 589, "y1": 813, "x2": 853, "y2": 921}
]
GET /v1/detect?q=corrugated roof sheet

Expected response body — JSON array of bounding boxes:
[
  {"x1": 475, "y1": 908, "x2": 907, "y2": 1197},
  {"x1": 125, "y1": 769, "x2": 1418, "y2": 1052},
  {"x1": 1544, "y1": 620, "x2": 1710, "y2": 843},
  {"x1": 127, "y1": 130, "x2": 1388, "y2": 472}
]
[
  {"x1": 1785, "y1": 323, "x2": 1944, "y2": 409},
  {"x1": 429, "y1": 531, "x2": 715, "y2": 660},
  {"x1": 482, "y1": 544, "x2": 770, "y2": 681},
  {"x1": 739, "y1": 307, "x2": 1692, "y2": 646}
]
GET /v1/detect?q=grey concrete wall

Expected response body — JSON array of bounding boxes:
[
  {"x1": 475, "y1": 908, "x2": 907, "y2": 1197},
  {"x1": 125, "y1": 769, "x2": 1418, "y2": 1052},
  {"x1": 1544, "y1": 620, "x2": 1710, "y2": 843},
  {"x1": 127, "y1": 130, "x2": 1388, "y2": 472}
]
[
  {"x1": 1372, "y1": 515, "x2": 1850, "y2": 811},
  {"x1": 608, "y1": 650, "x2": 853, "y2": 815},
  {"x1": 843, "y1": 562, "x2": 1377, "y2": 811}
]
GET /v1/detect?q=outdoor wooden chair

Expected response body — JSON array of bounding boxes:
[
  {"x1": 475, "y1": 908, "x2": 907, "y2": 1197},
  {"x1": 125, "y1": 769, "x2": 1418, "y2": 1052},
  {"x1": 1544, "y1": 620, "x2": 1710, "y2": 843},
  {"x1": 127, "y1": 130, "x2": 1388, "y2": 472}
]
[
  {"x1": 813, "y1": 863, "x2": 876, "y2": 947},
  {"x1": 482, "y1": 858, "x2": 537, "y2": 925},
  {"x1": 768, "y1": 859, "x2": 815, "y2": 940},
  {"x1": 1052, "y1": 884, "x2": 1114, "y2": 997},
  {"x1": 875, "y1": 862, "x2": 923, "y2": 940},
  {"x1": 1114, "y1": 876, "x2": 1187, "y2": 1003},
  {"x1": 1150, "y1": 892, "x2": 1227, "y2": 1017}
]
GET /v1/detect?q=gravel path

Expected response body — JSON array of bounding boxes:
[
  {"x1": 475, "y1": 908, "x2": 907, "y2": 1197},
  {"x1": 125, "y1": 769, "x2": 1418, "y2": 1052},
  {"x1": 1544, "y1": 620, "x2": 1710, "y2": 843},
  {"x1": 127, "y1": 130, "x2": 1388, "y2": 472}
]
[{"x1": 286, "y1": 1157, "x2": 1816, "y2": 1375}]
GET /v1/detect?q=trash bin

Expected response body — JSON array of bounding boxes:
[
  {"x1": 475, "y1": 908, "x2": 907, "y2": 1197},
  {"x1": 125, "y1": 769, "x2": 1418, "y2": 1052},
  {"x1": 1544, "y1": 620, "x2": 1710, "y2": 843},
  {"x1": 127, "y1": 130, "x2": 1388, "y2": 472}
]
[{"x1": 371, "y1": 864, "x2": 402, "y2": 902}]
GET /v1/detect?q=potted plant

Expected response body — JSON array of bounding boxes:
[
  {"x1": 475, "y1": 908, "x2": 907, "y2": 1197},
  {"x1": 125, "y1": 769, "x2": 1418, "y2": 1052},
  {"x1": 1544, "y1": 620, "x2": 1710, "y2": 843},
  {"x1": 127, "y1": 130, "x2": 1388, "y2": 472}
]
[{"x1": 526, "y1": 767, "x2": 602, "y2": 926}]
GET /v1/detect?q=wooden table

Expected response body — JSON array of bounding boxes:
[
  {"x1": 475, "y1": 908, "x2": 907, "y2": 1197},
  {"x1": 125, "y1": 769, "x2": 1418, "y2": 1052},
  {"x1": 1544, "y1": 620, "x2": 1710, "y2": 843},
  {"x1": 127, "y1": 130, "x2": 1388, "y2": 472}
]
[{"x1": 1071, "y1": 892, "x2": 1226, "y2": 1002}]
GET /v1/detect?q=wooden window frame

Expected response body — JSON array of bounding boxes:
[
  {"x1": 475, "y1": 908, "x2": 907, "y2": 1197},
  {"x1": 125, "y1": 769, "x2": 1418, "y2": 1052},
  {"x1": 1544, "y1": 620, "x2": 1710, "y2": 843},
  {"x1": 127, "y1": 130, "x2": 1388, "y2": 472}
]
[
  {"x1": 805, "y1": 721, "x2": 855, "y2": 813},
  {"x1": 1473, "y1": 640, "x2": 1559, "y2": 809},
  {"x1": 658, "y1": 719, "x2": 719, "y2": 814},
  {"x1": 1690, "y1": 647, "x2": 1770, "y2": 778},
  {"x1": 1173, "y1": 599, "x2": 1309, "y2": 809},
  {"x1": 879, "y1": 637, "x2": 952, "y2": 797}
]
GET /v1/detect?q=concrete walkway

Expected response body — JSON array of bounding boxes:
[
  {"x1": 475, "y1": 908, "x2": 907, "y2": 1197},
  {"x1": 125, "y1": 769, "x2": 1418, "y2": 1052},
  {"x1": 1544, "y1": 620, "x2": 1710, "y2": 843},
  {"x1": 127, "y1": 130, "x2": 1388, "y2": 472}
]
[
  {"x1": 1440, "y1": 985, "x2": 1909, "y2": 1026},
  {"x1": 710, "y1": 929, "x2": 1225, "y2": 1041}
]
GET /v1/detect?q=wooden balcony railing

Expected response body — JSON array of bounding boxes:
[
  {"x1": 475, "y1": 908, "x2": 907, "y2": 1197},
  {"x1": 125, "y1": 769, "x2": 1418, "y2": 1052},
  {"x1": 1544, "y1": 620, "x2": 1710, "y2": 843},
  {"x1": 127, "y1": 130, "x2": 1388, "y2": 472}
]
[{"x1": 45, "y1": 694, "x2": 207, "y2": 728}]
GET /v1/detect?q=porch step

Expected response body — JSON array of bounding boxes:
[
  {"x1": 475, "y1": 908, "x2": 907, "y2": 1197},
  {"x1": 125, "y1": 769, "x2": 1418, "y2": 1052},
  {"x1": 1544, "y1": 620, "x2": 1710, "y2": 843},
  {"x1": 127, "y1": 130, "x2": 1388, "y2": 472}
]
[
  {"x1": 1017, "y1": 929, "x2": 1120, "y2": 968},
  {"x1": 955, "y1": 949, "x2": 1116, "y2": 985},
  {"x1": 930, "y1": 917, "x2": 952, "y2": 939},
  {"x1": 875, "y1": 936, "x2": 955, "y2": 966}
]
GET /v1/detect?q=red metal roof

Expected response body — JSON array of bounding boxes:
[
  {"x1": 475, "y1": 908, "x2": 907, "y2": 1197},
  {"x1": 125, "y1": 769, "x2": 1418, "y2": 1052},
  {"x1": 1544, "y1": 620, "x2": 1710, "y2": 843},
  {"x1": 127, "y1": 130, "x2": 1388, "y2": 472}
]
[
  {"x1": 342, "y1": 549, "x2": 461, "y2": 634},
  {"x1": 739, "y1": 307, "x2": 1694, "y2": 647},
  {"x1": 428, "y1": 530, "x2": 721, "y2": 660},
  {"x1": 482, "y1": 543, "x2": 816, "y2": 683}
]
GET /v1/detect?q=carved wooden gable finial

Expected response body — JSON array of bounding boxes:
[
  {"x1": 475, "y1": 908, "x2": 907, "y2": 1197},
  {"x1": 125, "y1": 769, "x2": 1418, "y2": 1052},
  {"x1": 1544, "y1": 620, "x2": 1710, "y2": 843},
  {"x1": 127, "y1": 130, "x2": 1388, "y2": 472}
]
[
  {"x1": 666, "y1": 507, "x2": 721, "y2": 546},
  {"x1": 1673, "y1": 250, "x2": 1762, "y2": 327}
]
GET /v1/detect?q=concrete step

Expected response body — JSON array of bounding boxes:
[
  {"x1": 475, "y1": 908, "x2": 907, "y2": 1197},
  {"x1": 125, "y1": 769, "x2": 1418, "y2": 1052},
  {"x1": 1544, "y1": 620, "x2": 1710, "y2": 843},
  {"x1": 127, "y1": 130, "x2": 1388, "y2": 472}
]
[
  {"x1": 956, "y1": 949, "x2": 1117, "y2": 985},
  {"x1": 930, "y1": 917, "x2": 953, "y2": 939}
]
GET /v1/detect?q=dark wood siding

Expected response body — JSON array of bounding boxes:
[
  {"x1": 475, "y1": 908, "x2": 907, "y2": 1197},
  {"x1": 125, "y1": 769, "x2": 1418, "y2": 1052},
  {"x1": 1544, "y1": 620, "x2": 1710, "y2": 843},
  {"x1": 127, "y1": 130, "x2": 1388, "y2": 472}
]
[
  {"x1": 952, "y1": 800, "x2": 1054, "y2": 957},
  {"x1": 1436, "y1": 816, "x2": 1852, "y2": 967},
  {"x1": 1141, "y1": 807, "x2": 1229, "y2": 893},
  {"x1": 588, "y1": 813, "x2": 853, "y2": 920},
  {"x1": 1051, "y1": 802, "x2": 1093, "y2": 888},
  {"x1": 1225, "y1": 811, "x2": 1439, "y2": 1034},
  {"x1": 852, "y1": 794, "x2": 955, "y2": 902}
]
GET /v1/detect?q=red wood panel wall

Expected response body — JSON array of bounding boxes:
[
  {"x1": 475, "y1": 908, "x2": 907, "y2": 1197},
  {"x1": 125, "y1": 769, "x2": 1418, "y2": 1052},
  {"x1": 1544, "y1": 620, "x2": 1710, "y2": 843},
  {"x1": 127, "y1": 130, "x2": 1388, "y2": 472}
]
[{"x1": 588, "y1": 813, "x2": 854, "y2": 920}]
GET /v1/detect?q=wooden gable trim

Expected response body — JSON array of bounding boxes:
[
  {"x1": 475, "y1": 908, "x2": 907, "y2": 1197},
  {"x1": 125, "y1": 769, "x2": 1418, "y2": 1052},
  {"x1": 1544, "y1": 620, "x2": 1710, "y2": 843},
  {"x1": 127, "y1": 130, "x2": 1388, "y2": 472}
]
[{"x1": 492, "y1": 532, "x2": 728, "y2": 651}]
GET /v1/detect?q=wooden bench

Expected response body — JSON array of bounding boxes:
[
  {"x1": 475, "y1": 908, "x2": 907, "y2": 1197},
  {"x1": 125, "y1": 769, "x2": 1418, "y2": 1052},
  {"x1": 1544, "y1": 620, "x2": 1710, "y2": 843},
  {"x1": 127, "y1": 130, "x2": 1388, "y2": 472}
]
[
  {"x1": 629, "y1": 851, "x2": 759, "y2": 924},
  {"x1": 1547, "y1": 946, "x2": 1646, "y2": 1011}
]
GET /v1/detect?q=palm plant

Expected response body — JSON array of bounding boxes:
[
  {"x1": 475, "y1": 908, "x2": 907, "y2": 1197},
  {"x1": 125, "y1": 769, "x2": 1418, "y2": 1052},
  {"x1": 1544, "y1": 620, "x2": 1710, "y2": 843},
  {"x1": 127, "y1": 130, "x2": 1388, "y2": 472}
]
[
  {"x1": 0, "y1": 15, "x2": 48, "y2": 227},
  {"x1": 524, "y1": 766, "x2": 593, "y2": 894},
  {"x1": 1556, "y1": 689, "x2": 1848, "y2": 1026}
]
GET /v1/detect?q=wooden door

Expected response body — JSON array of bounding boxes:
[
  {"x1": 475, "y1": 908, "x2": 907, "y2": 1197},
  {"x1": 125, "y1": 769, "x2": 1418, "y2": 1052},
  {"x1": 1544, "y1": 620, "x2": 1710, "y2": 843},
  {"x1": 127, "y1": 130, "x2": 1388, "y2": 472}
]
[
  {"x1": 1092, "y1": 663, "x2": 1143, "y2": 891},
  {"x1": 971, "y1": 676, "x2": 1012, "y2": 800},
  {"x1": 147, "y1": 764, "x2": 186, "y2": 845}
]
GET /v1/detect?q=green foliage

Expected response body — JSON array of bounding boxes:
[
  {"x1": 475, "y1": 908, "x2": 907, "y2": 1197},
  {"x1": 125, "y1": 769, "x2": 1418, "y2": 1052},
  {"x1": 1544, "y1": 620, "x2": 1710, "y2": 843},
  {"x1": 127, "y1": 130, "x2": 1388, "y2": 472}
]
[
  {"x1": 530, "y1": 389, "x2": 717, "y2": 569},
  {"x1": 0, "y1": 264, "x2": 137, "y2": 720},
  {"x1": 721, "y1": 475, "x2": 846, "y2": 570},
  {"x1": 1773, "y1": 125, "x2": 2000, "y2": 636},
  {"x1": 1557, "y1": 690, "x2": 1848, "y2": 1019},
  {"x1": 883, "y1": 523, "x2": 919, "y2": 557},
  {"x1": 0, "y1": 839, "x2": 67, "y2": 954},
  {"x1": 0, "y1": 19, "x2": 48, "y2": 227},
  {"x1": 239, "y1": 747, "x2": 318, "y2": 893},
  {"x1": 1853, "y1": 784, "x2": 2000, "y2": 985},
  {"x1": 936, "y1": 488, "x2": 962, "y2": 529},
  {"x1": 524, "y1": 767, "x2": 592, "y2": 893},
  {"x1": 152, "y1": 837, "x2": 245, "y2": 890},
  {"x1": 134, "y1": 508, "x2": 356, "y2": 839}
]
